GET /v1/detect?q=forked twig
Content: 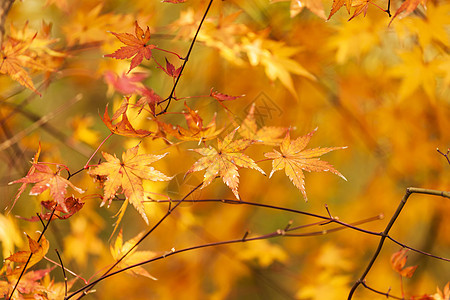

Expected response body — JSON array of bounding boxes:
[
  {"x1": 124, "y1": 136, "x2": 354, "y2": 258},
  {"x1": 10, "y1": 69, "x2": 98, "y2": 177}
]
[{"x1": 348, "y1": 187, "x2": 450, "y2": 299}]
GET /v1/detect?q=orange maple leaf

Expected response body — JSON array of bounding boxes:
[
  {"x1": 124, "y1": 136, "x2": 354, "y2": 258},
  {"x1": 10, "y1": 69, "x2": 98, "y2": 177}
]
[
  {"x1": 328, "y1": 0, "x2": 353, "y2": 20},
  {"x1": 389, "y1": 0, "x2": 427, "y2": 26},
  {"x1": 186, "y1": 129, "x2": 265, "y2": 199},
  {"x1": 158, "y1": 103, "x2": 223, "y2": 142},
  {"x1": 5, "y1": 234, "x2": 49, "y2": 276},
  {"x1": 89, "y1": 145, "x2": 172, "y2": 227},
  {"x1": 264, "y1": 128, "x2": 346, "y2": 201},
  {"x1": 390, "y1": 249, "x2": 418, "y2": 278},
  {"x1": 9, "y1": 163, "x2": 83, "y2": 213},
  {"x1": 104, "y1": 21, "x2": 156, "y2": 73},
  {"x1": 0, "y1": 36, "x2": 41, "y2": 96},
  {"x1": 348, "y1": 0, "x2": 371, "y2": 21},
  {"x1": 238, "y1": 103, "x2": 287, "y2": 146},
  {"x1": 102, "y1": 99, "x2": 152, "y2": 137}
]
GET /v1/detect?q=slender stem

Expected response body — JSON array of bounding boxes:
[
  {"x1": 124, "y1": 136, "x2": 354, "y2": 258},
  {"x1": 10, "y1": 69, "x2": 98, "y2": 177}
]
[
  {"x1": 386, "y1": 235, "x2": 450, "y2": 262},
  {"x1": 83, "y1": 132, "x2": 114, "y2": 169},
  {"x1": 437, "y1": 148, "x2": 450, "y2": 165},
  {"x1": 361, "y1": 281, "x2": 403, "y2": 300},
  {"x1": 55, "y1": 249, "x2": 68, "y2": 297},
  {"x1": 155, "y1": 47, "x2": 184, "y2": 60},
  {"x1": 147, "y1": 198, "x2": 382, "y2": 236},
  {"x1": 158, "y1": 0, "x2": 214, "y2": 115},
  {"x1": 44, "y1": 256, "x2": 88, "y2": 284}
]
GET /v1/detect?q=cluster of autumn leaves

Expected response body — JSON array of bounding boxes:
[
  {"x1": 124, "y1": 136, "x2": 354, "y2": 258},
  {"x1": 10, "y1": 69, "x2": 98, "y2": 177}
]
[{"x1": 0, "y1": 0, "x2": 447, "y2": 298}]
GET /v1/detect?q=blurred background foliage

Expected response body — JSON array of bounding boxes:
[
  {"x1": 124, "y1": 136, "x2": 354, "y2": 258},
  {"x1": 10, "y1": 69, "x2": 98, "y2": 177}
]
[{"x1": 0, "y1": 0, "x2": 449, "y2": 299}]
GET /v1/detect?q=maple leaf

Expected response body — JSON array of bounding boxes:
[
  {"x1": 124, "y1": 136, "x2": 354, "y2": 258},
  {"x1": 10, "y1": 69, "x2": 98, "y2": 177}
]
[
  {"x1": 158, "y1": 103, "x2": 223, "y2": 142},
  {"x1": 135, "y1": 87, "x2": 162, "y2": 116},
  {"x1": 186, "y1": 129, "x2": 265, "y2": 199},
  {"x1": 104, "y1": 70, "x2": 149, "y2": 95},
  {"x1": 102, "y1": 99, "x2": 152, "y2": 137},
  {"x1": 7, "y1": 144, "x2": 41, "y2": 212},
  {"x1": 210, "y1": 89, "x2": 245, "y2": 102},
  {"x1": 238, "y1": 103, "x2": 286, "y2": 145},
  {"x1": 389, "y1": 0, "x2": 427, "y2": 26},
  {"x1": 163, "y1": 0, "x2": 186, "y2": 3},
  {"x1": 9, "y1": 163, "x2": 83, "y2": 213},
  {"x1": 158, "y1": 58, "x2": 182, "y2": 78},
  {"x1": 5, "y1": 234, "x2": 49, "y2": 276},
  {"x1": 390, "y1": 249, "x2": 418, "y2": 278},
  {"x1": 264, "y1": 128, "x2": 346, "y2": 201},
  {"x1": 241, "y1": 34, "x2": 315, "y2": 97},
  {"x1": 328, "y1": 0, "x2": 353, "y2": 20},
  {"x1": 271, "y1": 0, "x2": 327, "y2": 19},
  {"x1": 105, "y1": 21, "x2": 156, "y2": 73},
  {"x1": 19, "y1": 197, "x2": 84, "y2": 222},
  {"x1": 110, "y1": 229, "x2": 157, "y2": 280},
  {"x1": 0, "y1": 36, "x2": 41, "y2": 96},
  {"x1": 433, "y1": 282, "x2": 450, "y2": 300},
  {"x1": 89, "y1": 145, "x2": 172, "y2": 228},
  {"x1": 348, "y1": 0, "x2": 371, "y2": 21}
]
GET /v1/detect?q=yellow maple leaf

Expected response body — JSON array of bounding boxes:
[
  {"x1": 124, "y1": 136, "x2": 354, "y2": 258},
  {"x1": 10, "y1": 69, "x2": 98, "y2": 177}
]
[
  {"x1": 264, "y1": 128, "x2": 346, "y2": 201},
  {"x1": 110, "y1": 229, "x2": 157, "y2": 280},
  {"x1": 186, "y1": 129, "x2": 265, "y2": 200},
  {"x1": 389, "y1": 46, "x2": 443, "y2": 102},
  {"x1": 271, "y1": 0, "x2": 327, "y2": 19},
  {"x1": 238, "y1": 239, "x2": 288, "y2": 267},
  {"x1": 242, "y1": 33, "x2": 315, "y2": 97},
  {"x1": 89, "y1": 145, "x2": 172, "y2": 228},
  {"x1": 238, "y1": 103, "x2": 286, "y2": 146}
]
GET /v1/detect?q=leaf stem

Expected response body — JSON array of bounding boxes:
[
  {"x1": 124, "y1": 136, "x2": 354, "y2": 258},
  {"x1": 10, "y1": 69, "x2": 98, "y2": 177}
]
[{"x1": 83, "y1": 132, "x2": 114, "y2": 169}]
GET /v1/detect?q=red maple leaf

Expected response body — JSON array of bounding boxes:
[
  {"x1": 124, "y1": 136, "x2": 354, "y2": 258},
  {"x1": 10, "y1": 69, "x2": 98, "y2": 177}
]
[
  {"x1": 159, "y1": 58, "x2": 182, "y2": 78},
  {"x1": 104, "y1": 21, "x2": 156, "y2": 73},
  {"x1": 210, "y1": 88, "x2": 245, "y2": 101},
  {"x1": 104, "y1": 70, "x2": 148, "y2": 95},
  {"x1": 9, "y1": 164, "x2": 83, "y2": 213}
]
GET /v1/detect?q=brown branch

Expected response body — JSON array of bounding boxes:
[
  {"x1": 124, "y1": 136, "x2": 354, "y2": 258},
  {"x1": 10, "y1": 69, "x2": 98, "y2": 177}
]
[
  {"x1": 8, "y1": 206, "x2": 57, "y2": 299},
  {"x1": 65, "y1": 213, "x2": 382, "y2": 299},
  {"x1": 66, "y1": 182, "x2": 204, "y2": 300},
  {"x1": 347, "y1": 187, "x2": 450, "y2": 299},
  {"x1": 158, "y1": 0, "x2": 214, "y2": 115},
  {"x1": 437, "y1": 148, "x2": 450, "y2": 165}
]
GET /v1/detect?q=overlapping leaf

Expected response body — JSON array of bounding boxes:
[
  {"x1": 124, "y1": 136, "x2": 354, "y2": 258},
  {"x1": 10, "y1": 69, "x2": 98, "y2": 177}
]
[
  {"x1": 238, "y1": 103, "x2": 286, "y2": 145},
  {"x1": 264, "y1": 128, "x2": 346, "y2": 201},
  {"x1": 102, "y1": 98, "x2": 152, "y2": 137},
  {"x1": 9, "y1": 161, "x2": 83, "y2": 213},
  {"x1": 390, "y1": 249, "x2": 418, "y2": 278},
  {"x1": 89, "y1": 145, "x2": 171, "y2": 229},
  {"x1": 186, "y1": 129, "x2": 265, "y2": 199},
  {"x1": 158, "y1": 103, "x2": 223, "y2": 142}
]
